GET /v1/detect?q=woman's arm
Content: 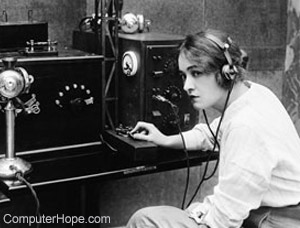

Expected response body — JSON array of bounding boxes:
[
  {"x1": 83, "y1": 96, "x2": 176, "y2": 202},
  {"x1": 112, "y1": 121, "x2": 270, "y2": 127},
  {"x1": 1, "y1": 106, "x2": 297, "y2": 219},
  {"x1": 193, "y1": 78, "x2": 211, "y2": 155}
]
[
  {"x1": 130, "y1": 120, "x2": 218, "y2": 151},
  {"x1": 130, "y1": 121, "x2": 185, "y2": 149}
]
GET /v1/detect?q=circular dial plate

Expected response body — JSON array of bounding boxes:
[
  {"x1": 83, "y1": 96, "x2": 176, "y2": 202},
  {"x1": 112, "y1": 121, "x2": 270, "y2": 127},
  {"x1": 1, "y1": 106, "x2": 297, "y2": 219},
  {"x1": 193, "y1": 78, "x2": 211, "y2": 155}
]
[{"x1": 122, "y1": 51, "x2": 138, "y2": 76}]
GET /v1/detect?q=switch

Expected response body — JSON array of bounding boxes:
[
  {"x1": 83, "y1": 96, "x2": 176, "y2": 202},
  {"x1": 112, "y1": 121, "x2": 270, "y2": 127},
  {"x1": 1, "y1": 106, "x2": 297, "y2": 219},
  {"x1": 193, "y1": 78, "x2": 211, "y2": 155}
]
[{"x1": 152, "y1": 110, "x2": 162, "y2": 117}]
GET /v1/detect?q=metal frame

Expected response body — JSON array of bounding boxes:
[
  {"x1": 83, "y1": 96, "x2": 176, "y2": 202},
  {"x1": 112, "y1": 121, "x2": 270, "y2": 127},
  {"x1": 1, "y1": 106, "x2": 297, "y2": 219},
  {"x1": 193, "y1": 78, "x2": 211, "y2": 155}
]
[{"x1": 95, "y1": 0, "x2": 119, "y2": 131}]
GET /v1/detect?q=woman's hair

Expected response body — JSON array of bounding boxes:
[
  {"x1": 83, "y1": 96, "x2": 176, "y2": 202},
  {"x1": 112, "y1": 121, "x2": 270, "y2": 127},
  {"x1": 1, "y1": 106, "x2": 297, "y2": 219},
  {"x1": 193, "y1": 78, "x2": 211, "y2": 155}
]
[{"x1": 179, "y1": 29, "x2": 246, "y2": 89}]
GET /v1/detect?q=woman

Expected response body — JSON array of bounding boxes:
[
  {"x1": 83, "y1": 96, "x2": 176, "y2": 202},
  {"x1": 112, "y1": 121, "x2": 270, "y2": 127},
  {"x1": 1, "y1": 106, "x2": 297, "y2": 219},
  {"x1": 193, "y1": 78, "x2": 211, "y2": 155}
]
[{"x1": 126, "y1": 29, "x2": 300, "y2": 228}]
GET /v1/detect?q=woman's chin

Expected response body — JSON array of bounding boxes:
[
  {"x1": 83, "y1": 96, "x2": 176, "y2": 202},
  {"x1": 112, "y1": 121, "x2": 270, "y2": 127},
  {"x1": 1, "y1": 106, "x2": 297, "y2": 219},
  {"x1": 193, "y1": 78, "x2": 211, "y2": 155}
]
[{"x1": 192, "y1": 102, "x2": 204, "y2": 111}]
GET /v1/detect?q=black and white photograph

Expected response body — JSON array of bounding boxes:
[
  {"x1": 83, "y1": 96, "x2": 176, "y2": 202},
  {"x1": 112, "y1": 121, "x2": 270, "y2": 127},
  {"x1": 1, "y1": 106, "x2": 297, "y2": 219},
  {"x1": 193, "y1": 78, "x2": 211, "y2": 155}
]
[{"x1": 0, "y1": 0, "x2": 298, "y2": 227}]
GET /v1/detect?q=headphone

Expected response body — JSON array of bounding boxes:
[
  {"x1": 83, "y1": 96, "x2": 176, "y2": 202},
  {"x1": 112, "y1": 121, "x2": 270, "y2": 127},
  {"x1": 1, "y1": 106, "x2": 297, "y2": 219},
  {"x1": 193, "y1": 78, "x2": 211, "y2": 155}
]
[{"x1": 205, "y1": 33, "x2": 238, "y2": 81}]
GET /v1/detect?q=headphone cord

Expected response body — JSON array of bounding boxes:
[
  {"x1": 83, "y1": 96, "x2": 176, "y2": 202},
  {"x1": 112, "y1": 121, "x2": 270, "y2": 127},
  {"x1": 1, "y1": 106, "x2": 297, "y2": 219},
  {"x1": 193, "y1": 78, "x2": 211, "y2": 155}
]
[
  {"x1": 15, "y1": 172, "x2": 41, "y2": 228},
  {"x1": 186, "y1": 81, "x2": 234, "y2": 208},
  {"x1": 202, "y1": 111, "x2": 220, "y2": 181},
  {"x1": 168, "y1": 104, "x2": 190, "y2": 210}
]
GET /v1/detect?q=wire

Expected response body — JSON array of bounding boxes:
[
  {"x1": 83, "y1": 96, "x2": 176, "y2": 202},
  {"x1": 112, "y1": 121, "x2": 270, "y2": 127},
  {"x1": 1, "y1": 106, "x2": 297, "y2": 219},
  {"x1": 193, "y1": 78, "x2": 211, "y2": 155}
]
[
  {"x1": 202, "y1": 110, "x2": 220, "y2": 181},
  {"x1": 203, "y1": 81, "x2": 235, "y2": 181},
  {"x1": 202, "y1": 111, "x2": 220, "y2": 150},
  {"x1": 186, "y1": 80, "x2": 235, "y2": 208},
  {"x1": 99, "y1": 133, "x2": 118, "y2": 152},
  {"x1": 186, "y1": 132, "x2": 218, "y2": 207},
  {"x1": 168, "y1": 103, "x2": 190, "y2": 210},
  {"x1": 15, "y1": 172, "x2": 41, "y2": 228}
]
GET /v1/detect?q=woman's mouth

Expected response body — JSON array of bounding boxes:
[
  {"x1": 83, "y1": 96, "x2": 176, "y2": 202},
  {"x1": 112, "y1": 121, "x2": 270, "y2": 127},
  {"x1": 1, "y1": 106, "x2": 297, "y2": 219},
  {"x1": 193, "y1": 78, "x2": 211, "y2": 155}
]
[{"x1": 189, "y1": 95, "x2": 198, "y2": 101}]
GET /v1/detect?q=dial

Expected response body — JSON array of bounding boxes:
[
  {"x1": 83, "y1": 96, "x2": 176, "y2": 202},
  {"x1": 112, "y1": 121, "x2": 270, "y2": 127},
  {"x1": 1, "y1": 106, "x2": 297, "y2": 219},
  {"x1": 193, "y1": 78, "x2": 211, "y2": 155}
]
[
  {"x1": 122, "y1": 51, "x2": 138, "y2": 76},
  {"x1": 163, "y1": 85, "x2": 182, "y2": 103},
  {"x1": 55, "y1": 83, "x2": 94, "y2": 113}
]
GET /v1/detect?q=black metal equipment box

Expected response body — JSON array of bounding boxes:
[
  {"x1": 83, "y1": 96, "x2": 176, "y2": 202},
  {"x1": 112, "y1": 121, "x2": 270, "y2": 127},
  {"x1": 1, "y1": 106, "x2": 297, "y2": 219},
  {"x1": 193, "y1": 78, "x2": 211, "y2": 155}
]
[
  {"x1": 0, "y1": 50, "x2": 103, "y2": 154},
  {"x1": 118, "y1": 32, "x2": 198, "y2": 135},
  {"x1": 72, "y1": 30, "x2": 114, "y2": 55},
  {"x1": 0, "y1": 21, "x2": 48, "y2": 51}
]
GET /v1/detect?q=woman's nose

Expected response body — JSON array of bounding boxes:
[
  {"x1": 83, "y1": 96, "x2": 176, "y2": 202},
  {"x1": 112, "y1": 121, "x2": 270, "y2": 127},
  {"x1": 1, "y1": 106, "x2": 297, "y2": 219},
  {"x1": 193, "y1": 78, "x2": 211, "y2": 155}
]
[{"x1": 183, "y1": 76, "x2": 194, "y2": 93}]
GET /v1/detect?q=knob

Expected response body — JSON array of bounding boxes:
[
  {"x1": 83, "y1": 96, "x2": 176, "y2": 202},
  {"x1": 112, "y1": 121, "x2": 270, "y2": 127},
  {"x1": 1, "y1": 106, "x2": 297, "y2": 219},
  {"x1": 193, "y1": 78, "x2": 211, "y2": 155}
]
[
  {"x1": 152, "y1": 55, "x2": 162, "y2": 61},
  {"x1": 152, "y1": 71, "x2": 164, "y2": 78},
  {"x1": 163, "y1": 85, "x2": 182, "y2": 102}
]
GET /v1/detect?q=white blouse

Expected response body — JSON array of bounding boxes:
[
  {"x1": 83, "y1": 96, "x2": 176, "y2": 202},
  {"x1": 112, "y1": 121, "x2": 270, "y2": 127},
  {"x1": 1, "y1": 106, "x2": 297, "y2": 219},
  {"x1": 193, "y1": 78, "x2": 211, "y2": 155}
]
[{"x1": 182, "y1": 82, "x2": 300, "y2": 228}]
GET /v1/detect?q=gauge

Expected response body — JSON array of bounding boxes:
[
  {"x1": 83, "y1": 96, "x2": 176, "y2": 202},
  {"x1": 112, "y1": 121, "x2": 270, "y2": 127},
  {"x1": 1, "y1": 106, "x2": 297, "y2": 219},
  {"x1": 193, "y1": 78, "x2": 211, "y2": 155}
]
[{"x1": 122, "y1": 51, "x2": 138, "y2": 76}]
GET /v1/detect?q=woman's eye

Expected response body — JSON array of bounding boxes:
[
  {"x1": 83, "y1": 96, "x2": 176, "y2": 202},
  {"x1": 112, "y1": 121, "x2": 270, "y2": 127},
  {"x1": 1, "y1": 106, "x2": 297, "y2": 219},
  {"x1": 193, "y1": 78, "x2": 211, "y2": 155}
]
[
  {"x1": 191, "y1": 71, "x2": 203, "y2": 77},
  {"x1": 179, "y1": 72, "x2": 186, "y2": 81}
]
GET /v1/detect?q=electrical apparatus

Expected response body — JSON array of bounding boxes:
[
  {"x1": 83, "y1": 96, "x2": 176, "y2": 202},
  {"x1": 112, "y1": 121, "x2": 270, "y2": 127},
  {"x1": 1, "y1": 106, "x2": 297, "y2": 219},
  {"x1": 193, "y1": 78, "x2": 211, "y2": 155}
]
[
  {"x1": 119, "y1": 12, "x2": 151, "y2": 34},
  {"x1": 0, "y1": 57, "x2": 34, "y2": 179},
  {"x1": 0, "y1": 50, "x2": 103, "y2": 155},
  {"x1": 0, "y1": 21, "x2": 48, "y2": 52},
  {"x1": 118, "y1": 32, "x2": 198, "y2": 135}
]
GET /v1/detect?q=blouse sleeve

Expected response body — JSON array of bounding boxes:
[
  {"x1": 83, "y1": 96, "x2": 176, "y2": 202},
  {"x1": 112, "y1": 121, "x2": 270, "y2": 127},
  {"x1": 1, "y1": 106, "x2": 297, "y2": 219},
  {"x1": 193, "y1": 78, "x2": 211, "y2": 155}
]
[{"x1": 182, "y1": 117, "x2": 221, "y2": 151}]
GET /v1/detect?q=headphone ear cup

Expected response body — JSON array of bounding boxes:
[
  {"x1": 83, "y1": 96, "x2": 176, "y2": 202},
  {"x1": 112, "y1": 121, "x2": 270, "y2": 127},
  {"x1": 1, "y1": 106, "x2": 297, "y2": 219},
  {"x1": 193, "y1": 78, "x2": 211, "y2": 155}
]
[{"x1": 222, "y1": 64, "x2": 238, "y2": 81}]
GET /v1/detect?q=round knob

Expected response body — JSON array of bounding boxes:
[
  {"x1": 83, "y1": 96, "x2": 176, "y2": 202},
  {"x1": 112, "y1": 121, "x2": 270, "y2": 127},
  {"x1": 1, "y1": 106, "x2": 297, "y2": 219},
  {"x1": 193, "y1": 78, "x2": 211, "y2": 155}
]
[
  {"x1": 163, "y1": 85, "x2": 182, "y2": 103},
  {"x1": 0, "y1": 70, "x2": 24, "y2": 98}
]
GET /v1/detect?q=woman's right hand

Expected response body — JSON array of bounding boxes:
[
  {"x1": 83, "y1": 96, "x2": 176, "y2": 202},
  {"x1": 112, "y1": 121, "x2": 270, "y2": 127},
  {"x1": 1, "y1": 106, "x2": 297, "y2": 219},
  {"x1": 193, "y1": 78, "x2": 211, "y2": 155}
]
[{"x1": 130, "y1": 121, "x2": 169, "y2": 147}]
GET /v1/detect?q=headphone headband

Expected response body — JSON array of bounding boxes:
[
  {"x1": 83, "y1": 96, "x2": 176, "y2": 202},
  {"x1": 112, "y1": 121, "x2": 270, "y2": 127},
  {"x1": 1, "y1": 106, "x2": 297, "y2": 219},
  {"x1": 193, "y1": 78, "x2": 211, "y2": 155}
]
[
  {"x1": 205, "y1": 34, "x2": 233, "y2": 65},
  {"x1": 205, "y1": 34, "x2": 229, "y2": 49}
]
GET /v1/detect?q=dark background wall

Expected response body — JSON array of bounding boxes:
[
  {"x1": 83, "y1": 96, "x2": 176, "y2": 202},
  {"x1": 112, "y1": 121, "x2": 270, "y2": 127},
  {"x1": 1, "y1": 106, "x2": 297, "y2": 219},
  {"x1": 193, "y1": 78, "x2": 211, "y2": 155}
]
[{"x1": 0, "y1": 0, "x2": 289, "y2": 227}]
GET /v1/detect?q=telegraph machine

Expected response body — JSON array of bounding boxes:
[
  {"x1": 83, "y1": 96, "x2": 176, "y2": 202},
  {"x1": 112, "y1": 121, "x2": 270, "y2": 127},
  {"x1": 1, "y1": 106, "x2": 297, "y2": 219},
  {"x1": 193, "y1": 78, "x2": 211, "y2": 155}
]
[{"x1": 118, "y1": 32, "x2": 198, "y2": 135}]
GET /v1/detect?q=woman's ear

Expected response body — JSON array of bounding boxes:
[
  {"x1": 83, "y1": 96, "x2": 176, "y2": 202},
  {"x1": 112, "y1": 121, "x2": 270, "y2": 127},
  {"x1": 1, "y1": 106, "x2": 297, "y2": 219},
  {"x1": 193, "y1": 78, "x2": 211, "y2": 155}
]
[
  {"x1": 215, "y1": 71, "x2": 234, "y2": 90},
  {"x1": 215, "y1": 71, "x2": 225, "y2": 88}
]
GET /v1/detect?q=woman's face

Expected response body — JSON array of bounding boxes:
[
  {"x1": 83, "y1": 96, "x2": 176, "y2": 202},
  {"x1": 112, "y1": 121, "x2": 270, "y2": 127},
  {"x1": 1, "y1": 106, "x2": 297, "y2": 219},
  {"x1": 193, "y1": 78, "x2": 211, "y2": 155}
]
[{"x1": 178, "y1": 53, "x2": 227, "y2": 111}]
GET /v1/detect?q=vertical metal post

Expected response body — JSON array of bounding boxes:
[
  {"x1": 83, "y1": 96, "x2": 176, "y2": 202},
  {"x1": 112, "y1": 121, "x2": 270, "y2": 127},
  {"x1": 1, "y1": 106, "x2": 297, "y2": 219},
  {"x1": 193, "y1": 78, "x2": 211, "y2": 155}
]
[
  {"x1": 5, "y1": 100, "x2": 15, "y2": 159},
  {"x1": 114, "y1": 0, "x2": 119, "y2": 126},
  {"x1": 96, "y1": 0, "x2": 120, "y2": 131},
  {"x1": 101, "y1": 0, "x2": 106, "y2": 131},
  {"x1": 94, "y1": 0, "x2": 99, "y2": 54}
]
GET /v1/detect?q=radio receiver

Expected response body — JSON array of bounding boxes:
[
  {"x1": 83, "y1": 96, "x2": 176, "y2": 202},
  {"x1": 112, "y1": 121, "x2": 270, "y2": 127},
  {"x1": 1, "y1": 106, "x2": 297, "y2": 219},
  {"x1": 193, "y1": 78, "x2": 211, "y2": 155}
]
[{"x1": 118, "y1": 32, "x2": 198, "y2": 135}]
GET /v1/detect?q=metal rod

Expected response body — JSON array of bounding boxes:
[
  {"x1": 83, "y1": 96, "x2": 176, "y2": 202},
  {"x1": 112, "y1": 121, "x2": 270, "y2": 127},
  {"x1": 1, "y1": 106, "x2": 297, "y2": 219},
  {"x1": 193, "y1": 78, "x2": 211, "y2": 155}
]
[
  {"x1": 94, "y1": 0, "x2": 100, "y2": 53},
  {"x1": 5, "y1": 100, "x2": 15, "y2": 159},
  {"x1": 114, "y1": 0, "x2": 120, "y2": 126},
  {"x1": 101, "y1": 0, "x2": 106, "y2": 131}
]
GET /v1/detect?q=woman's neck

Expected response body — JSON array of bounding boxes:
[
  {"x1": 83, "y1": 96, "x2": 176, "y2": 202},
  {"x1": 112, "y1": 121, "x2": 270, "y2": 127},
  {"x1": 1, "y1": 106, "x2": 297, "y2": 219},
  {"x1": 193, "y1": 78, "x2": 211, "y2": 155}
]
[{"x1": 214, "y1": 81, "x2": 250, "y2": 112}]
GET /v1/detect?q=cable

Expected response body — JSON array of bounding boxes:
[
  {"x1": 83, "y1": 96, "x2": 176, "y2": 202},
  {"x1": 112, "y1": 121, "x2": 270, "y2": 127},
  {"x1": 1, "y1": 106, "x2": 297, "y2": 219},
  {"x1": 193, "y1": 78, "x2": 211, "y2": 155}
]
[
  {"x1": 186, "y1": 80, "x2": 235, "y2": 208},
  {"x1": 168, "y1": 103, "x2": 190, "y2": 210},
  {"x1": 99, "y1": 133, "x2": 118, "y2": 152},
  {"x1": 186, "y1": 132, "x2": 218, "y2": 207},
  {"x1": 202, "y1": 80, "x2": 235, "y2": 182},
  {"x1": 15, "y1": 172, "x2": 41, "y2": 228},
  {"x1": 152, "y1": 94, "x2": 190, "y2": 209},
  {"x1": 202, "y1": 111, "x2": 220, "y2": 150},
  {"x1": 202, "y1": 110, "x2": 220, "y2": 181}
]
